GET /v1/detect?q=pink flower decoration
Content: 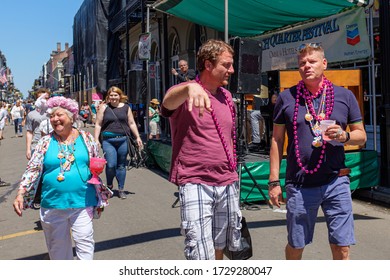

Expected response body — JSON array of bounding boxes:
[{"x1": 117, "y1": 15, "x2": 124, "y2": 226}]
[{"x1": 47, "y1": 96, "x2": 79, "y2": 116}]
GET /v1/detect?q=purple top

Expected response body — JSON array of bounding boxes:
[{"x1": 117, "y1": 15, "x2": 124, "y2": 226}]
[
  {"x1": 161, "y1": 84, "x2": 238, "y2": 186},
  {"x1": 274, "y1": 84, "x2": 362, "y2": 187}
]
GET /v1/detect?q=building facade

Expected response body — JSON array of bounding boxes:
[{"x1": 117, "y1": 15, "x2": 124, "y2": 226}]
[{"x1": 69, "y1": 0, "x2": 390, "y2": 187}]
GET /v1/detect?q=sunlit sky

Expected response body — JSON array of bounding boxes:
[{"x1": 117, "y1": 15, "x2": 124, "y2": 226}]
[{"x1": 1, "y1": 0, "x2": 84, "y2": 97}]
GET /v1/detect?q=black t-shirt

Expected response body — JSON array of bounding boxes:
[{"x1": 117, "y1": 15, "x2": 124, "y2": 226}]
[{"x1": 177, "y1": 69, "x2": 196, "y2": 83}]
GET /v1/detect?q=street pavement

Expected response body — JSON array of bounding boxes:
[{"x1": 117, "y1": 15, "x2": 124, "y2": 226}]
[{"x1": 0, "y1": 124, "x2": 390, "y2": 260}]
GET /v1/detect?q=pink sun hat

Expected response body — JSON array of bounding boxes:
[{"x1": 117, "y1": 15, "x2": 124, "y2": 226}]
[{"x1": 92, "y1": 93, "x2": 103, "y2": 101}]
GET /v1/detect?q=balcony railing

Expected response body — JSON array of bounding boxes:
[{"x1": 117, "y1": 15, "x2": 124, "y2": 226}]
[
  {"x1": 109, "y1": 0, "x2": 154, "y2": 33},
  {"x1": 110, "y1": 11, "x2": 126, "y2": 33}
]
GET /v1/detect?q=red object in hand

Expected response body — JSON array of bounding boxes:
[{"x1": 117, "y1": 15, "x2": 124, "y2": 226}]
[{"x1": 88, "y1": 157, "x2": 107, "y2": 184}]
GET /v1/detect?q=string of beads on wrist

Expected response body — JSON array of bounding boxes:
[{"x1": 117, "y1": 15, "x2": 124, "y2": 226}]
[{"x1": 268, "y1": 180, "x2": 280, "y2": 188}]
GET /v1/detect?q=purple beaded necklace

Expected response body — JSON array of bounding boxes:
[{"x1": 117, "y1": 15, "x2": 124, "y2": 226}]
[
  {"x1": 294, "y1": 77, "x2": 334, "y2": 174},
  {"x1": 195, "y1": 76, "x2": 237, "y2": 171}
]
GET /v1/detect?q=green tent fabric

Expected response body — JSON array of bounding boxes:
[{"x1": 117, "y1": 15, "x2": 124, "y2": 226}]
[
  {"x1": 147, "y1": 140, "x2": 172, "y2": 173},
  {"x1": 240, "y1": 150, "x2": 379, "y2": 203},
  {"x1": 152, "y1": 0, "x2": 365, "y2": 37},
  {"x1": 147, "y1": 141, "x2": 379, "y2": 202}
]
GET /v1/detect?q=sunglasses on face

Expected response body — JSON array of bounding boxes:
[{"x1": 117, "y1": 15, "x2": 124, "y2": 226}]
[{"x1": 298, "y1": 43, "x2": 322, "y2": 52}]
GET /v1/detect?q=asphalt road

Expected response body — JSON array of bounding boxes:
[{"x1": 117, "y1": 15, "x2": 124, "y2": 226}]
[{"x1": 1, "y1": 124, "x2": 390, "y2": 260}]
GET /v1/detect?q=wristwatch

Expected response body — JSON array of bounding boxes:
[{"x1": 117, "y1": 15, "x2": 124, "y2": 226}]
[{"x1": 342, "y1": 131, "x2": 350, "y2": 143}]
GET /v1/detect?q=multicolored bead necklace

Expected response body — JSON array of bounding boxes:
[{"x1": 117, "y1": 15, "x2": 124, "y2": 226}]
[
  {"x1": 304, "y1": 85, "x2": 327, "y2": 147},
  {"x1": 195, "y1": 76, "x2": 237, "y2": 171},
  {"x1": 55, "y1": 130, "x2": 76, "y2": 181},
  {"x1": 294, "y1": 77, "x2": 335, "y2": 174}
]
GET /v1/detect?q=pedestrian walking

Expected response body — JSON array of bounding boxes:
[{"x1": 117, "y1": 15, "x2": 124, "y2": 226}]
[
  {"x1": 25, "y1": 88, "x2": 50, "y2": 160},
  {"x1": 90, "y1": 100, "x2": 101, "y2": 126},
  {"x1": 94, "y1": 86, "x2": 143, "y2": 199},
  {"x1": 161, "y1": 39, "x2": 241, "y2": 260},
  {"x1": 6, "y1": 104, "x2": 11, "y2": 125},
  {"x1": 268, "y1": 43, "x2": 367, "y2": 260},
  {"x1": 13, "y1": 96, "x2": 100, "y2": 260},
  {"x1": 0, "y1": 101, "x2": 7, "y2": 140},
  {"x1": 79, "y1": 100, "x2": 92, "y2": 127},
  {"x1": 10, "y1": 100, "x2": 25, "y2": 137},
  {"x1": 148, "y1": 98, "x2": 161, "y2": 140}
]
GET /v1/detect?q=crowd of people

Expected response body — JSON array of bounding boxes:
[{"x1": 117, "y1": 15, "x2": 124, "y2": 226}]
[{"x1": 4, "y1": 39, "x2": 367, "y2": 261}]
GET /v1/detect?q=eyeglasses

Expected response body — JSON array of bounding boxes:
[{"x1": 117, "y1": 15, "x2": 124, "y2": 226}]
[{"x1": 298, "y1": 43, "x2": 322, "y2": 52}]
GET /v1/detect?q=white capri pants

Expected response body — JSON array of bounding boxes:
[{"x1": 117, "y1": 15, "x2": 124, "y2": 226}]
[{"x1": 40, "y1": 207, "x2": 95, "y2": 260}]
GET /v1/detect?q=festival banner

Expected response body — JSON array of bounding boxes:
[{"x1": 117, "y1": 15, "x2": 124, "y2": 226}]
[{"x1": 257, "y1": 8, "x2": 371, "y2": 72}]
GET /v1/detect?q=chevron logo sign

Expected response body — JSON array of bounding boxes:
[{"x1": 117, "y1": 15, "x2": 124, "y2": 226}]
[{"x1": 346, "y1": 23, "x2": 361, "y2": 46}]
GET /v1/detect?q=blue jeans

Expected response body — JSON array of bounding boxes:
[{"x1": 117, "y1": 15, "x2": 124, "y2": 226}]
[
  {"x1": 102, "y1": 136, "x2": 128, "y2": 190},
  {"x1": 14, "y1": 118, "x2": 23, "y2": 134}
]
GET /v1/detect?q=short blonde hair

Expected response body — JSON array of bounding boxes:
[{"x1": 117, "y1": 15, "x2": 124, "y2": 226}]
[{"x1": 297, "y1": 43, "x2": 325, "y2": 58}]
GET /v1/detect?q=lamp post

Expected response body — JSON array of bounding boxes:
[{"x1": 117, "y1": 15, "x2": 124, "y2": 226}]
[
  {"x1": 46, "y1": 72, "x2": 64, "y2": 94},
  {"x1": 63, "y1": 73, "x2": 72, "y2": 98}
]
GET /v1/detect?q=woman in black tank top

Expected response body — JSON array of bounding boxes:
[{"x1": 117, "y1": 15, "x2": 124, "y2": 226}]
[{"x1": 94, "y1": 86, "x2": 143, "y2": 199}]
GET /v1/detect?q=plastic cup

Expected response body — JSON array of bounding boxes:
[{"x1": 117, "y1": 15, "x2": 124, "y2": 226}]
[
  {"x1": 320, "y1": 120, "x2": 336, "y2": 141},
  {"x1": 87, "y1": 157, "x2": 107, "y2": 184}
]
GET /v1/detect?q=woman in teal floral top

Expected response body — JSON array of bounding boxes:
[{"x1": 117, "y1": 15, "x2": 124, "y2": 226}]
[{"x1": 13, "y1": 96, "x2": 100, "y2": 260}]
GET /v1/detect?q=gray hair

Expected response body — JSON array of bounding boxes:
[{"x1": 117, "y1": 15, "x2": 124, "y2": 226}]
[{"x1": 48, "y1": 107, "x2": 76, "y2": 122}]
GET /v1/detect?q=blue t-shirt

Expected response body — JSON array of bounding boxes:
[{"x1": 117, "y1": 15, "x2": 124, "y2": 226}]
[
  {"x1": 41, "y1": 135, "x2": 97, "y2": 208},
  {"x1": 273, "y1": 84, "x2": 362, "y2": 187}
]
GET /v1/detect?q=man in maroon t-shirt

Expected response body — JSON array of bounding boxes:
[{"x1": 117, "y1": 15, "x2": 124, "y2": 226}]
[
  {"x1": 161, "y1": 39, "x2": 242, "y2": 260},
  {"x1": 268, "y1": 43, "x2": 366, "y2": 260}
]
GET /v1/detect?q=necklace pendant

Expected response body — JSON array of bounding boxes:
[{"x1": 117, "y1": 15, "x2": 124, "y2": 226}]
[
  {"x1": 313, "y1": 122, "x2": 321, "y2": 133},
  {"x1": 57, "y1": 173, "x2": 65, "y2": 181},
  {"x1": 62, "y1": 160, "x2": 72, "y2": 171},
  {"x1": 318, "y1": 113, "x2": 325, "y2": 120},
  {"x1": 312, "y1": 136, "x2": 323, "y2": 148},
  {"x1": 68, "y1": 154, "x2": 75, "y2": 162},
  {"x1": 305, "y1": 113, "x2": 313, "y2": 122},
  {"x1": 58, "y1": 152, "x2": 65, "y2": 159}
]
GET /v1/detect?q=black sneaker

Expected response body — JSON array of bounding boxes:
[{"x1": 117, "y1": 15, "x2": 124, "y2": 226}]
[{"x1": 0, "y1": 180, "x2": 10, "y2": 187}]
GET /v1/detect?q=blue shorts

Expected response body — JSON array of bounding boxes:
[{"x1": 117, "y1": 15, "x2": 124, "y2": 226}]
[{"x1": 286, "y1": 176, "x2": 355, "y2": 248}]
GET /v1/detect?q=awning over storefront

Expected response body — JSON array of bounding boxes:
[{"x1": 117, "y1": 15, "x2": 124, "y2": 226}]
[{"x1": 152, "y1": 0, "x2": 371, "y2": 37}]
